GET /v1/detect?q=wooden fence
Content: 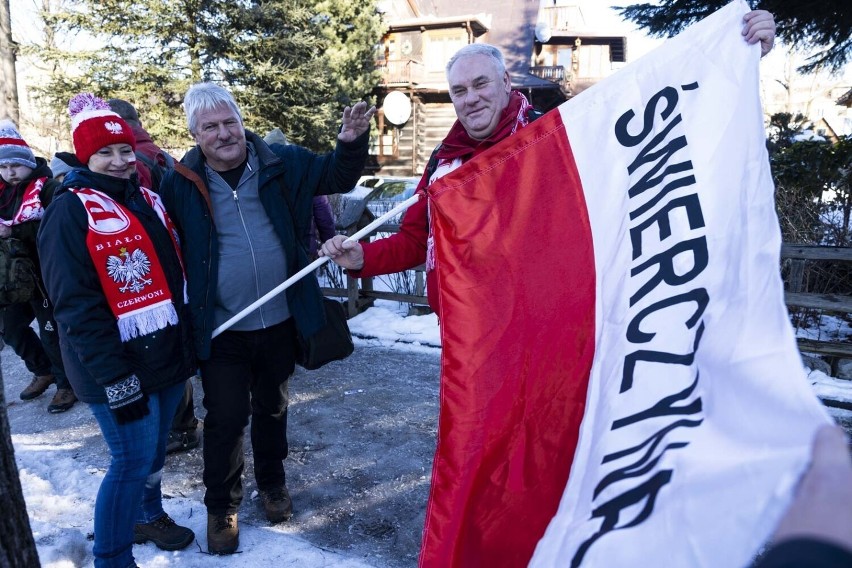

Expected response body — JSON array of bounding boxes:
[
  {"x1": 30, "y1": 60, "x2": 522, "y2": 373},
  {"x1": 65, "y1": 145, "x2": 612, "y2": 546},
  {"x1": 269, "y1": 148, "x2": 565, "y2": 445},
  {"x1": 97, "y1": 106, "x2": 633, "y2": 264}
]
[
  {"x1": 781, "y1": 244, "x2": 852, "y2": 360},
  {"x1": 324, "y1": 203, "x2": 852, "y2": 366}
]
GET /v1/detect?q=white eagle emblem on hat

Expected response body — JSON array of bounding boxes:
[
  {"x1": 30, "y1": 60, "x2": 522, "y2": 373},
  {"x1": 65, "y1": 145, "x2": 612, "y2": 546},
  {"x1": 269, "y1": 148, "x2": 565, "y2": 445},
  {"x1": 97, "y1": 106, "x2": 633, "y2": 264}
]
[{"x1": 104, "y1": 121, "x2": 124, "y2": 134}]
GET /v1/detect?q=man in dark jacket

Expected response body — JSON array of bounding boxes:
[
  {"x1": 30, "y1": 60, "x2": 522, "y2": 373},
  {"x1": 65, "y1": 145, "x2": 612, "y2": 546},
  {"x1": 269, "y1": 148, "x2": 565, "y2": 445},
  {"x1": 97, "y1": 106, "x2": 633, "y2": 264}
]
[
  {"x1": 159, "y1": 82, "x2": 373, "y2": 555},
  {"x1": 0, "y1": 120, "x2": 75, "y2": 413}
]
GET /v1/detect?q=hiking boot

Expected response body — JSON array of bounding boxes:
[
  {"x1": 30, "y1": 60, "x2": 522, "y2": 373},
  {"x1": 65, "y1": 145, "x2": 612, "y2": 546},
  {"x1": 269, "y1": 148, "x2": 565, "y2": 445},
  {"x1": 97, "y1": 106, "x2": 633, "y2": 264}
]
[
  {"x1": 207, "y1": 513, "x2": 239, "y2": 555},
  {"x1": 19, "y1": 374, "x2": 55, "y2": 400},
  {"x1": 259, "y1": 487, "x2": 293, "y2": 523},
  {"x1": 47, "y1": 388, "x2": 77, "y2": 413},
  {"x1": 165, "y1": 426, "x2": 201, "y2": 455},
  {"x1": 133, "y1": 514, "x2": 194, "y2": 551}
]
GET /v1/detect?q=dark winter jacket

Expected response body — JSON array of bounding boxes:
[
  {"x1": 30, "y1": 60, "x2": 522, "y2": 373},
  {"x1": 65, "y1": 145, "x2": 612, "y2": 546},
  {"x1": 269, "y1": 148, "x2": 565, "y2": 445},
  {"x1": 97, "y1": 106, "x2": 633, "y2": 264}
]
[
  {"x1": 0, "y1": 157, "x2": 60, "y2": 283},
  {"x1": 159, "y1": 129, "x2": 368, "y2": 360},
  {"x1": 37, "y1": 168, "x2": 195, "y2": 403},
  {"x1": 308, "y1": 195, "x2": 337, "y2": 258},
  {"x1": 0, "y1": 157, "x2": 59, "y2": 218},
  {"x1": 752, "y1": 538, "x2": 852, "y2": 568}
]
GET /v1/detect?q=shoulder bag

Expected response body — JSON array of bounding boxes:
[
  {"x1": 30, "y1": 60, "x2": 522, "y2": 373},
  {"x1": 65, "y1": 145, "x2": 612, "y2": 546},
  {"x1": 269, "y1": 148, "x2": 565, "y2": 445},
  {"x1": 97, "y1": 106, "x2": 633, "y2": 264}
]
[{"x1": 279, "y1": 183, "x2": 355, "y2": 369}]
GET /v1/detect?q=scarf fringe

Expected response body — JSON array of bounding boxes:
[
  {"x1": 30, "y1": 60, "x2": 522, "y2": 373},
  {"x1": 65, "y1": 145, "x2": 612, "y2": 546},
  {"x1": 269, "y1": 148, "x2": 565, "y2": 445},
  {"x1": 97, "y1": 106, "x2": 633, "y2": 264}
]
[
  {"x1": 426, "y1": 198, "x2": 436, "y2": 271},
  {"x1": 117, "y1": 301, "x2": 178, "y2": 342}
]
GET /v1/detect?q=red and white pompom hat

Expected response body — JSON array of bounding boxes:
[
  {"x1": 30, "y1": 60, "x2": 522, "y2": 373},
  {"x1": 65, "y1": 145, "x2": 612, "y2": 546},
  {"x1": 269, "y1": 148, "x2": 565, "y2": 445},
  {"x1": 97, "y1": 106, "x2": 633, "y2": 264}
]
[{"x1": 68, "y1": 93, "x2": 136, "y2": 165}]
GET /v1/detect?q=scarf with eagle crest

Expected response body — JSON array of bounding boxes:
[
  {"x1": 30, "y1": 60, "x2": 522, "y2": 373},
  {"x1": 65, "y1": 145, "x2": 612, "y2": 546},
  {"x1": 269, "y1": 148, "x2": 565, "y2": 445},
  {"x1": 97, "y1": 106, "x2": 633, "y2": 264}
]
[
  {"x1": 0, "y1": 176, "x2": 47, "y2": 226},
  {"x1": 72, "y1": 186, "x2": 185, "y2": 342}
]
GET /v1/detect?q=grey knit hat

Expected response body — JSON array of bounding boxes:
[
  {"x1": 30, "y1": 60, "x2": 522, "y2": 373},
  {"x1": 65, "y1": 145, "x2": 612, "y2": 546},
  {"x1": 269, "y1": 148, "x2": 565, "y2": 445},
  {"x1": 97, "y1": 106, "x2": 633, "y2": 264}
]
[
  {"x1": 49, "y1": 154, "x2": 75, "y2": 179},
  {"x1": 0, "y1": 120, "x2": 37, "y2": 169}
]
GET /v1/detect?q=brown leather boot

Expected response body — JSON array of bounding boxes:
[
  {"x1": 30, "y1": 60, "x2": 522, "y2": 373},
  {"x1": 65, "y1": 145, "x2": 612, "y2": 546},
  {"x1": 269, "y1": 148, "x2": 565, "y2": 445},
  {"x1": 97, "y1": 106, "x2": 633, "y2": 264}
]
[
  {"x1": 259, "y1": 487, "x2": 293, "y2": 523},
  {"x1": 207, "y1": 513, "x2": 238, "y2": 555},
  {"x1": 48, "y1": 388, "x2": 77, "y2": 413},
  {"x1": 20, "y1": 375, "x2": 55, "y2": 400},
  {"x1": 134, "y1": 514, "x2": 194, "y2": 550}
]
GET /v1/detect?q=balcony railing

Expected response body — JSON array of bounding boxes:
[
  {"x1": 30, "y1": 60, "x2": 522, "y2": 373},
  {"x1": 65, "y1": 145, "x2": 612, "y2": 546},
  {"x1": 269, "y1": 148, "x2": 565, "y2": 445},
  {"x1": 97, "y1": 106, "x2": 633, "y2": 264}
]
[
  {"x1": 540, "y1": 5, "x2": 583, "y2": 32},
  {"x1": 377, "y1": 59, "x2": 425, "y2": 86},
  {"x1": 529, "y1": 65, "x2": 568, "y2": 83}
]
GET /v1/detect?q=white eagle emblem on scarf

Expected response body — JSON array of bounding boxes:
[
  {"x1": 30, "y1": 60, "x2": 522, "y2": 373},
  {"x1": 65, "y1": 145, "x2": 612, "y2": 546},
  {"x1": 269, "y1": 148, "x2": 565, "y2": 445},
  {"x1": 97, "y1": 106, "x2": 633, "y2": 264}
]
[{"x1": 107, "y1": 247, "x2": 153, "y2": 293}]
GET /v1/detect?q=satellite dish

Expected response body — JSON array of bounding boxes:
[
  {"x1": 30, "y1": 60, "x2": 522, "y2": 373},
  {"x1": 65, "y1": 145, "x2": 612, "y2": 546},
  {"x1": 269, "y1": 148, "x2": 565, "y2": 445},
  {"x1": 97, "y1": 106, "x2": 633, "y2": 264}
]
[
  {"x1": 535, "y1": 21, "x2": 552, "y2": 43},
  {"x1": 383, "y1": 91, "x2": 412, "y2": 126}
]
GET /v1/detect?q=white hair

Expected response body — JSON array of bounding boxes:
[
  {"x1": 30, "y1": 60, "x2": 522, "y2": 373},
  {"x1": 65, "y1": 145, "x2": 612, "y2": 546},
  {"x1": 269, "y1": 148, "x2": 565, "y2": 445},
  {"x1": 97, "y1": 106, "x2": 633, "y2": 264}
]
[
  {"x1": 183, "y1": 82, "x2": 243, "y2": 134},
  {"x1": 446, "y1": 44, "x2": 506, "y2": 76}
]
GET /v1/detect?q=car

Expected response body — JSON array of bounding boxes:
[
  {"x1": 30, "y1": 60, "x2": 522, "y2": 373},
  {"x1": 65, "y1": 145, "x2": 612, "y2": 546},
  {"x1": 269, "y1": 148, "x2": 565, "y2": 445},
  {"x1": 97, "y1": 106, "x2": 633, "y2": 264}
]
[
  {"x1": 360, "y1": 176, "x2": 419, "y2": 221},
  {"x1": 334, "y1": 176, "x2": 420, "y2": 229},
  {"x1": 356, "y1": 176, "x2": 419, "y2": 201}
]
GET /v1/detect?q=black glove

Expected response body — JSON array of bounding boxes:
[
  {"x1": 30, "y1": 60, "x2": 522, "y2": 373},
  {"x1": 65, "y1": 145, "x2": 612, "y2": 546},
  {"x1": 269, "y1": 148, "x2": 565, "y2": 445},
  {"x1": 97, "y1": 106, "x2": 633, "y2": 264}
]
[{"x1": 104, "y1": 374, "x2": 150, "y2": 425}]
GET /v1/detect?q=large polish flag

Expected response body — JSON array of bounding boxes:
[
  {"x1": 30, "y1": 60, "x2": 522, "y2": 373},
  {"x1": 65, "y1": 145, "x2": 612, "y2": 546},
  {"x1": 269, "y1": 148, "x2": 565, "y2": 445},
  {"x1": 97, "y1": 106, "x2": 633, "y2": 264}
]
[{"x1": 420, "y1": 1, "x2": 830, "y2": 566}]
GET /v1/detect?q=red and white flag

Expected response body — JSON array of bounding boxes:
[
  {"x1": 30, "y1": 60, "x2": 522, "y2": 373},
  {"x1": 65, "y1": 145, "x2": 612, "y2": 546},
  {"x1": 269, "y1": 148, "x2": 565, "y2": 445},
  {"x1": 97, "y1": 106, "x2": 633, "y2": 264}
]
[{"x1": 421, "y1": 1, "x2": 830, "y2": 566}]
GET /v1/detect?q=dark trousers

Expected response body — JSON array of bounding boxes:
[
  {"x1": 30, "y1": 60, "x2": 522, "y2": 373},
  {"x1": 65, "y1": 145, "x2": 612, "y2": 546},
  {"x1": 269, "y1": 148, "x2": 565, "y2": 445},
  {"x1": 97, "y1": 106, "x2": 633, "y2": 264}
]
[
  {"x1": 200, "y1": 318, "x2": 296, "y2": 515},
  {"x1": 170, "y1": 380, "x2": 198, "y2": 432},
  {"x1": 2, "y1": 296, "x2": 69, "y2": 389}
]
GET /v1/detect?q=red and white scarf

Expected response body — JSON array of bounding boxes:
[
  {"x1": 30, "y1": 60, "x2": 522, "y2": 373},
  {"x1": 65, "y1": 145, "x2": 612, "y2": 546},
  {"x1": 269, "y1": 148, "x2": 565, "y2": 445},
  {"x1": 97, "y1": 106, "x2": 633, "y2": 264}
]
[
  {"x1": 0, "y1": 176, "x2": 46, "y2": 226},
  {"x1": 72, "y1": 186, "x2": 186, "y2": 342}
]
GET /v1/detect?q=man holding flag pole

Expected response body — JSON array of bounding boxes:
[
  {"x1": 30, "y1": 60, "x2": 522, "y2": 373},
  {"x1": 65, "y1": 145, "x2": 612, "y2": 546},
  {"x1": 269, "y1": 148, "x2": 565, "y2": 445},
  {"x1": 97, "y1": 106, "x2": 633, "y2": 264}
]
[
  {"x1": 319, "y1": 4, "x2": 842, "y2": 567},
  {"x1": 158, "y1": 82, "x2": 374, "y2": 555}
]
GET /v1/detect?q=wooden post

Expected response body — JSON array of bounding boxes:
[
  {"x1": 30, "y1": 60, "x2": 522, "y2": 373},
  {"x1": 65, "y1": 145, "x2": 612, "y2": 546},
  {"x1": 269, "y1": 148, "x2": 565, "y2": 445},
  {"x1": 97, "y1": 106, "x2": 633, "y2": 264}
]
[
  {"x1": 414, "y1": 269, "x2": 425, "y2": 297},
  {"x1": 347, "y1": 273, "x2": 360, "y2": 318},
  {"x1": 788, "y1": 259, "x2": 805, "y2": 293}
]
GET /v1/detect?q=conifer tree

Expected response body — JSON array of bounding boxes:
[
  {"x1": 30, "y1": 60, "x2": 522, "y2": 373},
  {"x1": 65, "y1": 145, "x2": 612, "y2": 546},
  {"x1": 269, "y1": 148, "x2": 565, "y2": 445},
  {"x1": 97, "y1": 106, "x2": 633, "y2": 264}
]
[
  {"x1": 617, "y1": 0, "x2": 851, "y2": 73},
  {"x1": 28, "y1": 0, "x2": 382, "y2": 152}
]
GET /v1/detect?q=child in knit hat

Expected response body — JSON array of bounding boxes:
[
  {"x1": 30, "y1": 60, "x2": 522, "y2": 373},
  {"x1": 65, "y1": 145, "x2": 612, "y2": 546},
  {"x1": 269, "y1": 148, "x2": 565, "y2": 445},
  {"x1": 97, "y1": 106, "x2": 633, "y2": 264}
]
[
  {"x1": 0, "y1": 120, "x2": 76, "y2": 413},
  {"x1": 49, "y1": 152, "x2": 81, "y2": 183}
]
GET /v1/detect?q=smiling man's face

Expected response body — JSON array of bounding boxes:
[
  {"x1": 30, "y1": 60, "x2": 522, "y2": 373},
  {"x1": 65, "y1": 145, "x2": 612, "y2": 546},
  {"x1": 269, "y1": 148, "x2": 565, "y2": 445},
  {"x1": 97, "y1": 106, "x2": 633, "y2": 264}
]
[
  {"x1": 192, "y1": 104, "x2": 247, "y2": 172},
  {"x1": 448, "y1": 53, "x2": 512, "y2": 141}
]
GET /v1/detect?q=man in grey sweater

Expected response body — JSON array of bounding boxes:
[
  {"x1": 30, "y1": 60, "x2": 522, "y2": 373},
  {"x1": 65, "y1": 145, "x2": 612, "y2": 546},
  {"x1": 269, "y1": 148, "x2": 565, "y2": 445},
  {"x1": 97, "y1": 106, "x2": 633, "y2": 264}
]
[{"x1": 159, "y1": 82, "x2": 373, "y2": 555}]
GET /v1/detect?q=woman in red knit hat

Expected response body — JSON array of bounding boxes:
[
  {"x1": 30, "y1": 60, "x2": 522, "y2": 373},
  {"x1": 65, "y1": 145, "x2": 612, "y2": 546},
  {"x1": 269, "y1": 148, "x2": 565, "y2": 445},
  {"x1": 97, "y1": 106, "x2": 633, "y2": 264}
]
[{"x1": 37, "y1": 93, "x2": 196, "y2": 567}]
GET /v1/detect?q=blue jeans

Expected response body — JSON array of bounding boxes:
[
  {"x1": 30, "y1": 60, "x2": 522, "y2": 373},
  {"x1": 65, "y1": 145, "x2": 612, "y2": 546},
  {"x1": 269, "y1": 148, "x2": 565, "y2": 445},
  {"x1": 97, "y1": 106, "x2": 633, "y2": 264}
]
[{"x1": 89, "y1": 381, "x2": 185, "y2": 568}]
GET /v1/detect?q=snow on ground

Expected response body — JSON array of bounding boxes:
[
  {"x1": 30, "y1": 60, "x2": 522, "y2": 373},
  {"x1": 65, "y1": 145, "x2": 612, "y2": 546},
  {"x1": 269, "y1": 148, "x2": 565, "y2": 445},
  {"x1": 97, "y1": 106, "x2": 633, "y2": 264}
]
[
  {"x1": 348, "y1": 304, "x2": 440, "y2": 349},
  {"x1": 794, "y1": 312, "x2": 852, "y2": 343},
  {"x1": 6, "y1": 300, "x2": 852, "y2": 567},
  {"x1": 809, "y1": 368, "x2": 852, "y2": 402}
]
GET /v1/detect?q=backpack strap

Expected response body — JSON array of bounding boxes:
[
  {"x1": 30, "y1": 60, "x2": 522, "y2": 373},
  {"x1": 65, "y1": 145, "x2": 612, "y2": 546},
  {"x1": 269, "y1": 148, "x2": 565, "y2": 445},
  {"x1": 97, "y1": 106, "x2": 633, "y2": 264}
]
[
  {"x1": 160, "y1": 152, "x2": 176, "y2": 168},
  {"x1": 173, "y1": 162, "x2": 214, "y2": 220},
  {"x1": 424, "y1": 144, "x2": 443, "y2": 182},
  {"x1": 526, "y1": 107, "x2": 544, "y2": 123}
]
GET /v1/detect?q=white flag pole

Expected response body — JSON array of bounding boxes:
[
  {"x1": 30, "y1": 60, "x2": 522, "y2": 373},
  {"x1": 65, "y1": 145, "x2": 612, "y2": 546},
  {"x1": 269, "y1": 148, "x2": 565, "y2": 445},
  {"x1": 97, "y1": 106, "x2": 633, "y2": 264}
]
[{"x1": 211, "y1": 193, "x2": 422, "y2": 338}]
